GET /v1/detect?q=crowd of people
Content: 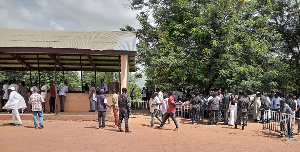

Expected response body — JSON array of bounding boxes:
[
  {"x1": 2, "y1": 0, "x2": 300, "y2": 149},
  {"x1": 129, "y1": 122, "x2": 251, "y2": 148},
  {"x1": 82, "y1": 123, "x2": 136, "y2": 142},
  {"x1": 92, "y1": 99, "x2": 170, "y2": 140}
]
[
  {"x1": 1, "y1": 78, "x2": 300, "y2": 136},
  {"x1": 145, "y1": 88, "x2": 300, "y2": 135}
]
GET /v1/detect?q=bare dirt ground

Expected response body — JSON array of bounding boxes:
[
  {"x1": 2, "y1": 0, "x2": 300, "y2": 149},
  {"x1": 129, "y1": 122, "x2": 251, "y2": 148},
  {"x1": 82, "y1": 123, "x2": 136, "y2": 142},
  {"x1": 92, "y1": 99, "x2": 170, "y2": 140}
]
[{"x1": 1, "y1": 114, "x2": 300, "y2": 152}]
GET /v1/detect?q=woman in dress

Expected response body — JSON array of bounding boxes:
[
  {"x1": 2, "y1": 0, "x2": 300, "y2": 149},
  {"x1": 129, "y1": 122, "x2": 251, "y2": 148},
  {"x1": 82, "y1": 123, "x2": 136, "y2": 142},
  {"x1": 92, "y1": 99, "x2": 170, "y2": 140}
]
[{"x1": 229, "y1": 94, "x2": 237, "y2": 126}]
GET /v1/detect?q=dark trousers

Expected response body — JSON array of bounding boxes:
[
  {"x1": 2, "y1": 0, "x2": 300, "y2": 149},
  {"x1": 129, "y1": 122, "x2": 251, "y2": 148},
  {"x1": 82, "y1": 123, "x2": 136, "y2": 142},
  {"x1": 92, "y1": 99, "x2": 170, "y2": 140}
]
[
  {"x1": 98, "y1": 111, "x2": 106, "y2": 128},
  {"x1": 235, "y1": 112, "x2": 248, "y2": 126},
  {"x1": 209, "y1": 110, "x2": 219, "y2": 125},
  {"x1": 191, "y1": 107, "x2": 200, "y2": 124},
  {"x1": 49, "y1": 97, "x2": 55, "y2": 112},
  {"x1": 59, "y1": 95, "x2": 66, "y2": 111},
  {"x1": 200, "y1": 108, "x2": 205, "y2": 123},
  {"x1": 160, "y1": 113, "x2": 178, "y2": 128},
  {"x1": 119, "y1": 111, "x2": 129, "y2": 131},
  {"x1": 223, "y1": 109, "x2": 229, "y2": 124}
]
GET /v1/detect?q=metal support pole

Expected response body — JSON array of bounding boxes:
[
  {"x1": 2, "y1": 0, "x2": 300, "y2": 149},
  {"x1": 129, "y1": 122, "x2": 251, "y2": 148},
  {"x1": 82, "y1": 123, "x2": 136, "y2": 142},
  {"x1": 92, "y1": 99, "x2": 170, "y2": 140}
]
[
  {"x1": 30, "y1": 68, "x2": 32, "y2": 86},
  {"x1": 94, "y1": 70, "x2": 97, "y2": 86},
  {"x1": 80, "y1": 55, "x2": 83, "y2": 92},
  {"x1": 37, "y1": 54, "x2": 40, "y2": 87},
  {"x1": 118, "y1": 55, "x2": 121, "y2": 94}
]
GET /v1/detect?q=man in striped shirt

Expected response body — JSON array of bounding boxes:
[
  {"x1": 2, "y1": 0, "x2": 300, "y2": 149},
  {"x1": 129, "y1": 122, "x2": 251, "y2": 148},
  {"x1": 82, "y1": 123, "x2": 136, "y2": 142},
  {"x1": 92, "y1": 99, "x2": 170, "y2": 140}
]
[{"x1": 29, "y1": 88, "x2": 45, "y2": 129}]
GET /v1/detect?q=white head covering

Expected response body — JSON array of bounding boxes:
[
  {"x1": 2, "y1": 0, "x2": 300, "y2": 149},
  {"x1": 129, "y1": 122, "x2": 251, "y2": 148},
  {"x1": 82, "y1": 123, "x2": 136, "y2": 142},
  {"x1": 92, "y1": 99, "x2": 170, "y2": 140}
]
[
  {"x1": 8, "y1": 87, "x2": 15, "y2": 91},
  {"x1": 2, "y1": 91, "x2": 27, "y2": 110}
]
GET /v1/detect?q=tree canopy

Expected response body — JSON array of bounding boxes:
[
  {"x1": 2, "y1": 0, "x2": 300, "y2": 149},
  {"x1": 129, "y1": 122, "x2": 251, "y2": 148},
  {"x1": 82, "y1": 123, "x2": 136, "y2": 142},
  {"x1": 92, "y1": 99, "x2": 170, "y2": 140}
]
[{"x1": 131, "y1": 0, "x2": 300, "y2": 94}]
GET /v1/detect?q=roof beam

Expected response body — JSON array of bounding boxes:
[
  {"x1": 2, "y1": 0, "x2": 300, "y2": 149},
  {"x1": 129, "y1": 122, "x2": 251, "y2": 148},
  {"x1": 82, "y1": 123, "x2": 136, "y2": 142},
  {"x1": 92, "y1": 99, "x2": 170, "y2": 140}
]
[
  {"x1": 10, "y1": 54, "x2": 31, "y2": 69},
  {"x1": 0, "y1": 47, "x2": 137, "y2": 56},
  {"x1": 48, "y1": 54, "x2": 64, "y2": 70},
  {"x1": 86, "y1": 55, "x2": 96, "y2": 70}
]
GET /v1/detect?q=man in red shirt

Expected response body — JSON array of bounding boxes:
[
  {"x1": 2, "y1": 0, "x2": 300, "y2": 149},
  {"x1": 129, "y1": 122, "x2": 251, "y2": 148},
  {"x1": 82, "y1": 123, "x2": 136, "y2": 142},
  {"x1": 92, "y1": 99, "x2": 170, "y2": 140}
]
[
  {"x1": 49, "y1": 81, "x2": 56, "y2": 113},
  {"x1": 156, "y1": 91, "x2": 179, "y2": 131}
]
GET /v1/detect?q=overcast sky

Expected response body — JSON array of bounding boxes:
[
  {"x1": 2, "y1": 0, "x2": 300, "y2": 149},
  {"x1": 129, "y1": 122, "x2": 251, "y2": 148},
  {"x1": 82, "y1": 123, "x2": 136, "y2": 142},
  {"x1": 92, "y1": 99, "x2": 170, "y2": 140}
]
[
  {"x1": 0, "y1": 0, "x2": 146, "y2": 87},
  {"x1": 0, "y1": 0, "x2": 140, "y2": 31}
]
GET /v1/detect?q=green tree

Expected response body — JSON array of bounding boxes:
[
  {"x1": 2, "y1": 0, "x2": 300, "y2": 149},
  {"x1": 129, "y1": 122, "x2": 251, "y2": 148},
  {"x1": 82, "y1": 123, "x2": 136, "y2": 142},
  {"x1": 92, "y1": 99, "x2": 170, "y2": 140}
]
[{"x1": 131, "y1": 0, "x2": 290, "y2": 93}]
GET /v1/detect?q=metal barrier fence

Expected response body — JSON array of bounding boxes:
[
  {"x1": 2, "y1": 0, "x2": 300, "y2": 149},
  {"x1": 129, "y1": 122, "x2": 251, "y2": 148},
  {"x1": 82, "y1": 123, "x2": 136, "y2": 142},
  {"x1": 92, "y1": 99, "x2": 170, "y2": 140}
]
[
  {"x1": 131, "y1": 101, "x2": 148, "y2": 110},
  {"x1": 261, "y1": 110, "x2": 296, "y2": 140}
]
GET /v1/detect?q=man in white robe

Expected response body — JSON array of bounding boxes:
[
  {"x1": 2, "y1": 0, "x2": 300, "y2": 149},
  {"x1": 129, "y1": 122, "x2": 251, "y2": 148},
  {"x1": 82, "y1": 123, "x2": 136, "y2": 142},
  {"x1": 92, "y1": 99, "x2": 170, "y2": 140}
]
[
  {"x1": 2, "y1": 87, "x2": 27, "y2": 126},
  {"x1": 253, "y1": 92, "x2": 261, "y2": 122}
]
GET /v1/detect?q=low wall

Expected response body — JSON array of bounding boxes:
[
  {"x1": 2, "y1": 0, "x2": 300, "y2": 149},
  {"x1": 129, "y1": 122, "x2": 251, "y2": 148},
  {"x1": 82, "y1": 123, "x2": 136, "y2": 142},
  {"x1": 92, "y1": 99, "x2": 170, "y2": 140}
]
[{"x1": 43, "y1": 93, "x2": 114, "y2": 112}]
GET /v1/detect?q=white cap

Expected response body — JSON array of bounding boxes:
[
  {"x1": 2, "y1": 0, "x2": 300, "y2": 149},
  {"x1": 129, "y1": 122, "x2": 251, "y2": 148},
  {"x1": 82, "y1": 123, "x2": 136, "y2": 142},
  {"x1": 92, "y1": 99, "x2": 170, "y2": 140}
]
[
  {"x1": 100, "y1": 89, "x2": 105, "y2": 93},
  {"x1": 9, "y1": 87, "x2": 15, "y2": 91}
]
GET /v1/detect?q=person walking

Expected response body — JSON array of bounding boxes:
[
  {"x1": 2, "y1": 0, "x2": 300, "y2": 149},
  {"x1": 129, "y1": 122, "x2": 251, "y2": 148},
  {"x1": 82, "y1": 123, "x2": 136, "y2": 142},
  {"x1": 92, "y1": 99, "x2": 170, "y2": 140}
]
[
  {"x1": 150, "y1": 92, "x2": 162, "y2": 127},
  {"x1": 2, "y1": 87, "x2": 27, "y2": 126},
  {"x1": 190, "y1": 91, "x2": 201, "y2": 124},
  {"x1": 59, "y1": 81, "x2": 68, "y2": 112},
  {"x1": 97, "y1": 89, "x2": 111, "y2": 129},
  {"x1": 28, "y1": 88, "x2": 45, "y2": 129},
  {"x1": 235, "y1": 92, "x2": 250, "y2": 130},
  {"x1": 118, "y1": 88, "x2": 131, "y2": 133},
  {"x1": 156, "y1": 91, "x2": 179, "y2": 131},
  {"x1": 222, "y1": 90, "x2": 230, "y2": 125}
]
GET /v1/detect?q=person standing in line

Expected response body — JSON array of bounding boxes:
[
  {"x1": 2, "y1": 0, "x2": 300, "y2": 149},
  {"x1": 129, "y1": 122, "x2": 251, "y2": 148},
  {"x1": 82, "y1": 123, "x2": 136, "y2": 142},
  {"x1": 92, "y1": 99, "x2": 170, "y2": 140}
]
[
  {"x1": 97, "y1": 89, "x2": 111, "y2": 129},
  {"x1": 49, "y1": 81, "x2": 56, "y2": 113},
  {"x1": 118, "y1": 88, "x2": 131, "y2": 133},
  {"x1": 158, "y1": 88, "x2": 164, "y2": 117},
  {"x1": 273, "y1": 93, "x2": 282, "y2": 112},
  {"x1": 111, "y1": 89, "x2": 119, "y2": 128},
  {"x1": 208, "y1": 93, "x2": 221, "y2": 125},
  {"x1": 2, "y1": 87, "x2": 27, "y2": 126},
  {"x1": 28, "y1": 88, "x2": 45, "y2": 129},
  {"x1": 228, "y1": 94, "x2": 237, "y2": 126},
  {"x1": 59, "y1": 81, "x2": 68, "y2": 112},
  {"x1": 150, "y1": 92, "x2": 162, "y2": 127},
  {"x1": 235, "y1": 92, "x2": 250, "y2": 130},
  {"x1": 260, "y1": 93, "x2": 270, "y2": 123},
  {"x1": 19, "y1": 81, "x2": 29, "y2": 112},
  {"x1": 40, "y1": 81, "x2": 47, "y2": 112},
  {"x1": 222, "y1": 90, "x2": 230, "y2": 125},
  {"x1": 156, "y1": 91, "x2": 179, "y2": 131},
  {"x1": 89, "y1": 82, "x2": 96, "y2": 112},
  {"x1": 2, "y1": 80, "x2": 9, "y2": 111},
  {"x1": 161, "y1": 93, "x2": 170, "y2": 124},
  {"x1": 130, "y1": 88, "x2": 135, "y2": 101},
  {"x1": 253, "y1": 92, "x2": 261, "y2": 122},
  {"x1": 99, "y1": 79, "x2": 108, "y2": 93},
  {"x1": 190, "y1": 91, "x2": 201, "y2": 124},
  {"x1": 9, "y1": 79, "x2": 19, "y2": 94},
  {"x1": 141, "y1": 87, "x2": 147, "y2": 102}
]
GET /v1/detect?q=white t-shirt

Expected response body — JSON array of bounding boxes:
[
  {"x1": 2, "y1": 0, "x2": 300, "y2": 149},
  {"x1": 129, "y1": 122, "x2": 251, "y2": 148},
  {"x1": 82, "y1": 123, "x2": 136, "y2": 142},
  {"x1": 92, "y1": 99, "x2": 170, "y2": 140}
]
[
  {"x1": 41, "y1": 85, "x2": 47, "y2": 99},
  {"x1": 153, "y1": 96, "x2": 160, "y2": 110},
  {"x1": 273, "y1": 97, "x2": 281, "y2": 110},
  {"x1": 59, "y1": 85, "x2": 68, "y2": 96}
]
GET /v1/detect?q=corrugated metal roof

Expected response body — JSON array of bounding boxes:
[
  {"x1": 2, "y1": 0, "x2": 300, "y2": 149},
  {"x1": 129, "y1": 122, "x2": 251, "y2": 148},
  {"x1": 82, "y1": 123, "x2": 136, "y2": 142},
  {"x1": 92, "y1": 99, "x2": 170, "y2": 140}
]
[{"x1": 0, "y1": 28, "x2": 136, "y2": 51}]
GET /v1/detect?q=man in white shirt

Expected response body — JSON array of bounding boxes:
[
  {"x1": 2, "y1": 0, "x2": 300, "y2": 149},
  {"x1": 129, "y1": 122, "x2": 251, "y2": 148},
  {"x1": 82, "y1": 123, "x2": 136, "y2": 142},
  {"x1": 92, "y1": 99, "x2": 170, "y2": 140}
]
[
  {"x1": 273, "y1": 93, "x2": 281, "y2": 111},
  {"x1": 59, "y1": 81, "x2": 68, "y2": 112},
  {"x1": 30, "y1": 82, "x2": 38, "y2": 95},
  {"x1": 40, "y1": 81, "x2": 47, "y2": 112},
  {"x1": 99, "y1": 79, "x2": 108, "y2": 93},
  {"x1": 150, "y1": 92, "x2": 162, "y2": 127}
]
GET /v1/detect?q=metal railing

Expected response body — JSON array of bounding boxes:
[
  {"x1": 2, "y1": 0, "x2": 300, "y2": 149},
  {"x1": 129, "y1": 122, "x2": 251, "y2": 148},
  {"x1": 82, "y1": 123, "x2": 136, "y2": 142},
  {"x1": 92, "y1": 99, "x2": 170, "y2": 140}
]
[{"x1": 261, "y1": 110, "x2": 296, "y2": 140}]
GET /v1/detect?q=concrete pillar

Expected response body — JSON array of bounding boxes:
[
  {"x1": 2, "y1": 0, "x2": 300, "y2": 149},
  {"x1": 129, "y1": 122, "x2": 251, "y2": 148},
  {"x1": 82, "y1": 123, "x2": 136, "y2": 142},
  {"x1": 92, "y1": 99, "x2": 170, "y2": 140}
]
[{"x1": 121, "y1": 55, "x2": 129, "y2": 90}]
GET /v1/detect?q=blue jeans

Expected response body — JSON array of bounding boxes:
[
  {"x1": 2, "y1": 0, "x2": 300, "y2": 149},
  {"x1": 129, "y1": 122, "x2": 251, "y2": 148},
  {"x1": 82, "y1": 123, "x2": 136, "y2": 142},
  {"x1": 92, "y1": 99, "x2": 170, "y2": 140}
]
[
  {"x1": 151, "y1": 109, "x2": 162, "y2": 126},
  {"x1": 91, "y1": 97, "x2": 96, "y2": 111},
  {"x1": 32, "y1": 111, "x2": 43, "y2": 128}
]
